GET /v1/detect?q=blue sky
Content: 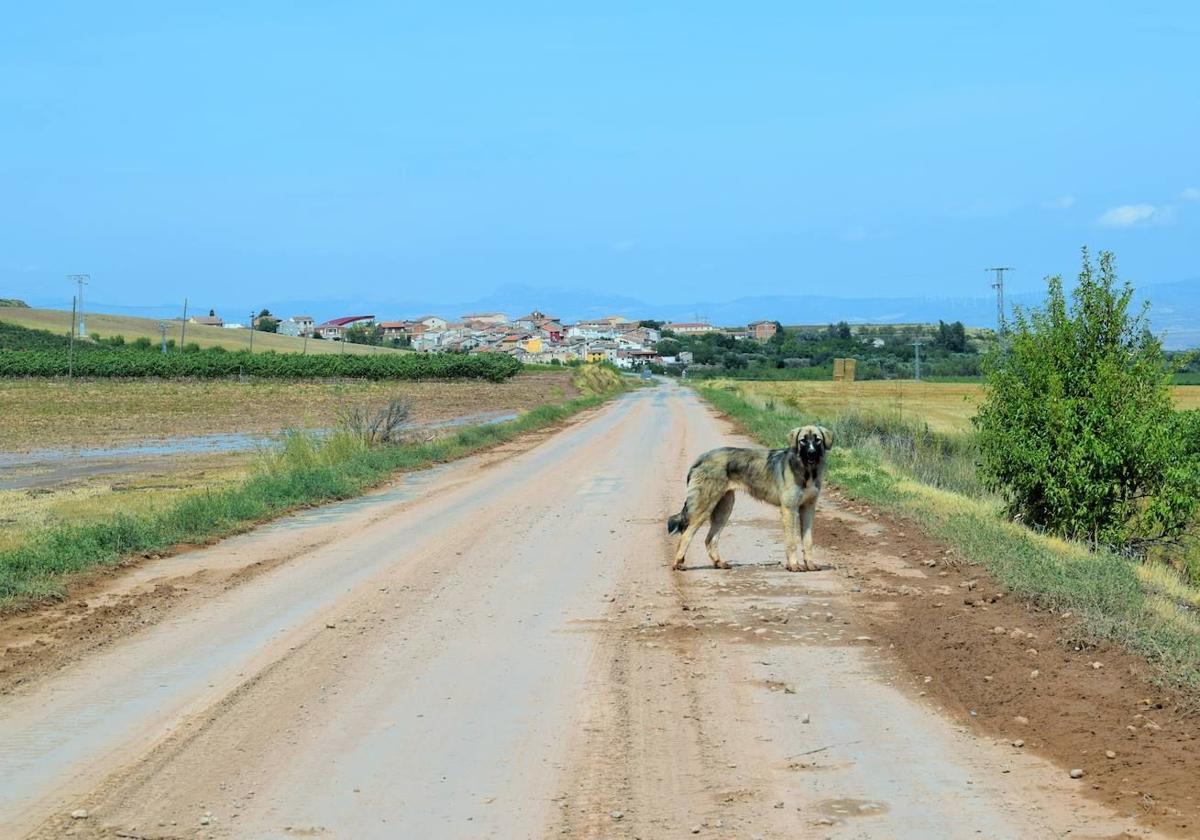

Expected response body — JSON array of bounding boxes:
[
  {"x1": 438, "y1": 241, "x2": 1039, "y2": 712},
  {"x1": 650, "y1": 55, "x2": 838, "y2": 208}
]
[{"x1": 2, "y1": 2, "x2": 1198, "y2": 317}]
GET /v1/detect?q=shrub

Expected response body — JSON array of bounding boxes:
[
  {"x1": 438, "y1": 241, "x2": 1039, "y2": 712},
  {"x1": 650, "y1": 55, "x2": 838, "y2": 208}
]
[
  {"x1": 339, "y1": 398, "x2": 413, "y2": 445},
  {"x1": 974, "y1": 248, "x2": 1200, "y2": 551}
]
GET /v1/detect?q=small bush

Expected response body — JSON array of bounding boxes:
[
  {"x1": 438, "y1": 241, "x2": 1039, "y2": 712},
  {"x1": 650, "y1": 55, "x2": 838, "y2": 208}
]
[
  {"x1": 974, "y1": 249, "x2": 1200, "y2": 551},
  {"x1": 339, "y1": 398, "x2": 413, "y2": 446}
]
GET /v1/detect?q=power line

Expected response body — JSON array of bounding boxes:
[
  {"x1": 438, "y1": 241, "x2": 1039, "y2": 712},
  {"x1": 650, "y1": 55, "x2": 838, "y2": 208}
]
[
  {"x1": 986, "y1": 267, "x2": 1014, "y2": 334},
  {"x1": 68, "y1": 274, "x2": 89, "y2": 336},
  {"x1": 911, "y1": 340, "x2": 924, "y2": 381}
]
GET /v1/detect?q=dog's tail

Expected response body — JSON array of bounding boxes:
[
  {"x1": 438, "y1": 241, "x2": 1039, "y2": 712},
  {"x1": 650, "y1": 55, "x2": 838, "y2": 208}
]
[{"x1": 667, "y1": 505, "x2": 689, "y2": 535}]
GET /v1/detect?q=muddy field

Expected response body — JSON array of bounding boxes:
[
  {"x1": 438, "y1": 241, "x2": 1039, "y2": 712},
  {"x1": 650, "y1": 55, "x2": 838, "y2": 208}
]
[
  {"x1": 0, "y1": 371, "x2": 576, "y2": 450},
  {"x1": 0, "y1": 372, "x2": 576, "y2": 550},
  {"x1": 1, "y1": 382, "x2": 1195, "y2": 838}
]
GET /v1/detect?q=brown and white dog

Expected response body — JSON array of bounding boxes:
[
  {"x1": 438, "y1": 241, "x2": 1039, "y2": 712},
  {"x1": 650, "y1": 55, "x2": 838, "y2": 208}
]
[{"x1": 667, "y1": 426, "x2": 833, "y2": 571}]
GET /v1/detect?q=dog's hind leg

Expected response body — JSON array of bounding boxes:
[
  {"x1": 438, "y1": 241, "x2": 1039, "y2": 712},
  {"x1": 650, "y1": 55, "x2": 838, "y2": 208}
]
[
  {"x1": 704, "y1": 491, "x2": 735, "y2": 569},
  {"x1": 672, "y1": 514, "x2": 708, "y2": 570}
]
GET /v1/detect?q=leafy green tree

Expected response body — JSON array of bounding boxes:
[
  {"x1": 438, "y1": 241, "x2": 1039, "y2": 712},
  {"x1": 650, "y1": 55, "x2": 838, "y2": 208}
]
[
  {"x1": 974, "y1": 248, "x2": 1199, "y2": 550},
  {"x1": 824, "y1": 321, "x2": 852, "y2": 340},
  {"x1": 767, "y1": 321, "x2": 786, "y2": 348},
  {"x1": 255, "y1": 309, "x2": 279, "y2": 333},
  {"x1": 344, "y1": 323, "x2": 381, "y2": 345},
  {"x1": 934, "y1": 320, "x2": 969, "y2": 352},
  {"x1": 656, "y1": 338, "x2": 682, "y2": 357}
]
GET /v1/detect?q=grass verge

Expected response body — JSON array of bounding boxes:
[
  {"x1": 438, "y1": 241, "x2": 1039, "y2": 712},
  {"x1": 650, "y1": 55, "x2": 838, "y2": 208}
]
[
  {"x1": 697, "y1": 383, "x2": 1200, "y2": 702},
  {"x1": 0, "y1": 379, "x2": 624, "y2": 610}
]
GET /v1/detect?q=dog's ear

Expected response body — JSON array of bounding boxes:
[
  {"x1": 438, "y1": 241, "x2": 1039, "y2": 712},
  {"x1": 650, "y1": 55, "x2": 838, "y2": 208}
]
[
  {"x1": 787, "y1": 427, "x2": 803, "y2": 450},
  {"x1": 818, "y1": 426, "x2": 834, "y2": 449}
]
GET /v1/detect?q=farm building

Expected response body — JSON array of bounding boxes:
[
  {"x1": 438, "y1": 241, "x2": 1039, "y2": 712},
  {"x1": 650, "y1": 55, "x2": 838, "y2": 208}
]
[
  {"x1": 748, "y1": 320, "x2": 777, "y2": 341},
  {"x1": 316, "y1": 315, "x2": 375, "y2": 341},
  {"x1": 665, "y1": 322, "x2": 715, "y2": 335}
]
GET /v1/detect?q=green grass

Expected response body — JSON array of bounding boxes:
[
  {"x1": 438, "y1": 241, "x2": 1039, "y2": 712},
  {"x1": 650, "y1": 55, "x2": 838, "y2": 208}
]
[
  {"x1": 698, "y1": 383, "x2": 1200, "y2": 702},
  {"x1": 0, "y1": 387, "x2": 621, "y2": 610}
]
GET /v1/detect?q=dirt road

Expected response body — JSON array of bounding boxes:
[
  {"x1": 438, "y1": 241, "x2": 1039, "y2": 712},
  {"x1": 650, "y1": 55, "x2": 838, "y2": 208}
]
[{"x1": 0, "y1": 383, "x2": 1163, "y2": 838}]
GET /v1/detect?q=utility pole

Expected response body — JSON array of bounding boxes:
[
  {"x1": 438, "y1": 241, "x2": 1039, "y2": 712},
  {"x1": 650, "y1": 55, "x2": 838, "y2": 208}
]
[
  {"x1": 986, "y1": 267, "x2": 1013, "y2": 334},
  {"x1": 179, "y1": 298, "x2": 188, "y2": 350},
  {"x1": 157, "y1": 322, "x2": 168, "y2": 354},
  {"x1": 912, "y1": 340, "x2": 924, "y2": 381},
  {"x1": 68, "y1": 274, "x2": 89, "y2": 336},
  {"x1": 69, "y1": 296, "x2": 77, "y2": 379},
  {"x1": 248, "y1": 311, "x2": 255, "y2": 353}
]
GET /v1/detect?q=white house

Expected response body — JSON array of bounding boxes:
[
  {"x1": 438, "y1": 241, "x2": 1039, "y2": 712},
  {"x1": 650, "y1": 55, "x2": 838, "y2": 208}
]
[
  {"x1": 414, "y1": 315, "x2": 449, "y2": 331},
  {"x1": 664, "y1": 322, "x2": 715, "y2": 335}
]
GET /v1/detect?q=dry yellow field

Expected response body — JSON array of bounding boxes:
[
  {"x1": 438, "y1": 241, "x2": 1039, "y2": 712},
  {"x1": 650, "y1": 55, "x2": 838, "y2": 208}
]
[
  {"x1": 1, "y1": 308, "x2": 405, "y2": 355},
  {"x1": 728, "y1": 379, "x2": 1200, "y2": 434}
]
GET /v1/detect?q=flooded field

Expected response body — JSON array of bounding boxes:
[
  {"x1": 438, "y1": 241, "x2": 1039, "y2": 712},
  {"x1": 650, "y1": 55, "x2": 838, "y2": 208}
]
[
  {"x1": 0, "y1": 410, "x2": 518, "y2": 492},
  {"x1": 0, "y1": 373, "x2": 572, "y2": 551},
  {"x1": 0, "y1": 372, "x2": 574, "y2": 450}
]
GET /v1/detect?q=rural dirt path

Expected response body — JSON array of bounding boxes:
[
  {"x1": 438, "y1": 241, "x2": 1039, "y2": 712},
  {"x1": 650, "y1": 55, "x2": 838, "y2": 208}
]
[{"x1": 0, "y1": 382, "x2": 1165, "y2": 839}]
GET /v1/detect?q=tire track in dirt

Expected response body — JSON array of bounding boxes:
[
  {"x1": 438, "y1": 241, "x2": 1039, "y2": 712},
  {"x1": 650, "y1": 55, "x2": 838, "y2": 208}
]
[{"x1": 550, "y1": 384, "x2": 1169, "y2": 839}]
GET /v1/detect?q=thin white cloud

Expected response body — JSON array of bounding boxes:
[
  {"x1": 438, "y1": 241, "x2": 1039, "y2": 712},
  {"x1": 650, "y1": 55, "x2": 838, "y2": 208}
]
[
  {"x1": 1181, "y1": 187, "x2": 1200, "y2": 201},
  {"x1": 1097, "y1": 203, "x2": 1173, "y2": 228},
  {"x1": 1045, "y1": 195, "x2": 1076, "y2": 209}
]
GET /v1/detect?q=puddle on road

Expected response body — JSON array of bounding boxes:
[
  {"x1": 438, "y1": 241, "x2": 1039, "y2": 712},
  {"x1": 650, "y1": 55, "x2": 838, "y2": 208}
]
[{"x1": 814, "y1": 797, "x2": 890, "y2": 818}]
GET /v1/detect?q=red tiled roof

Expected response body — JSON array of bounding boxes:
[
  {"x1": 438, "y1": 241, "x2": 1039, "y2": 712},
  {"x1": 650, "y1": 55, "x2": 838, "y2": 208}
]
[{"x1": 322, "y1": 315, "x2": 375, "y2": 327}]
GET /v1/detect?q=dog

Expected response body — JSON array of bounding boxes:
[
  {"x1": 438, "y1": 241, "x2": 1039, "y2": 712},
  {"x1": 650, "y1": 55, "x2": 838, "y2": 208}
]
[{"x1": 667, "y1": 425, "x2": 833, "y2": 572}]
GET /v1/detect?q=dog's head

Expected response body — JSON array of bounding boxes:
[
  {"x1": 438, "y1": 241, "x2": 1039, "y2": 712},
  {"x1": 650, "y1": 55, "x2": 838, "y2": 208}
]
[{"x1": 787, "y1": 425, "x2": 833, "y2": 464}]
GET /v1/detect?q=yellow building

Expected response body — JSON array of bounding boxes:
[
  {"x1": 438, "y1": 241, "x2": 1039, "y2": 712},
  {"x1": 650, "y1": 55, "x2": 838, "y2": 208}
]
[{"x1": 521, "y1": 336, "x2": 543, "y2": 353}]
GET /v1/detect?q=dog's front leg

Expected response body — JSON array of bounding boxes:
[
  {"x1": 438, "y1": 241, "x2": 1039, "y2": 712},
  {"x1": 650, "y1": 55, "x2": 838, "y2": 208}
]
[
  {"x1": 799, "y1": 501, "x2": 817, "y2": 571},
  {"x1": 780, "y1": 503, "x2": 802, "y2": 572}
]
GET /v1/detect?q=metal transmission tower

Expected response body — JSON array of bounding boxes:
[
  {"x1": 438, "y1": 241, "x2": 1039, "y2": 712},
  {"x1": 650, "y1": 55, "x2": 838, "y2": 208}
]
[
  {"x1": 911, "y1": 340, "x2": 924, "y2": 381},
  {"x1": 157, "y1": 322, "x2": 168, "y2": 353},
  {"x1": 986, "y1": 267, "x2": 1013, "y2": 334},
  {"x1": 68, "y1": 274, "x2": 89, "y2": 336}
]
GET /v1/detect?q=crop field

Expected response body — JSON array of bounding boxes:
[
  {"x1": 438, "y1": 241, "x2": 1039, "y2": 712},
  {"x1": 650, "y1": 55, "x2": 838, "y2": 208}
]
[
  {"x1": 0, "y1": 344, "x2": 519, "y2": 380},
  {"x1": 0, "y1": 308, "x2": 404, "y2": 355},
  {"x1": 724, "y1": 379, "x2": 1200, "y2": 434},
  {"x1": 0, "y1": 371, "x2": 577, "y2": 450},
  {"x1": 0, "y1": 371, "x2": 579, "y2": 551}
]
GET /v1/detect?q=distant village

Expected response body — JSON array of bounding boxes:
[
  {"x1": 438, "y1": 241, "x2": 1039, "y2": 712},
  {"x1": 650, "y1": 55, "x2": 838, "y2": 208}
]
[{"x1": 188, "y1": 309, "x2": 780, "y2": 368}]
